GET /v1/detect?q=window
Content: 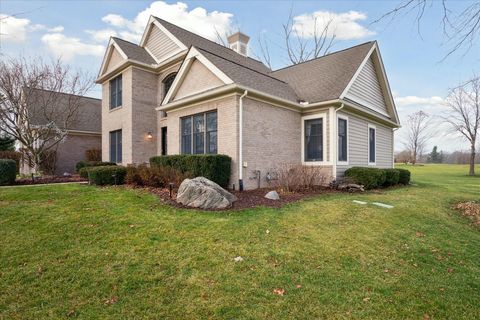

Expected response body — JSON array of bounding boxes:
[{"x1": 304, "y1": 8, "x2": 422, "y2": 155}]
[
  {"x1": 304, "y1": 118, "x2": 323, "y2": 162},
  {"x1": 338, "y1": 117, "x2": 348, "y2": 162},
  {"x1": 109, "y1": 75, "x2": 122, "y2": 109},
  {"x1": 163, "y1": 73, "x2": 176, "y2": 98},
  {"x1": 368, "y1": 126, "x2": 376, "y2": 164},
  {"x1": 181, "y1": 111, "x2": 217, "y2": 154},
  {"x1": 109, "y1": 130, "x2": 122, "y2": 163}
]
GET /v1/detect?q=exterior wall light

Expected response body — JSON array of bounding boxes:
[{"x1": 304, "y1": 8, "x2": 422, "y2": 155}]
[{"x1": 146, "y1": 132, "x2": 153, "y2": 140}]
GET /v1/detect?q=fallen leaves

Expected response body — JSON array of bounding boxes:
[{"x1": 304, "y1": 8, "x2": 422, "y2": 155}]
[
  {"x1": 104, "y1": 296, "x2": 118, "y2": 305},
  {"x1": 415, "y1": 231, "x2": 425, "y2": 238},
  {"x1": 273, "y1": 288, "x2": 285, "y2": 296},
  {"x1": 362, "y1": 297, "x2": 370, "y2": 302},
  {"x1": 234, "y1": 256, "x2": 243, "y2": 262},
  {"x1": 453, "y1": 201, "x2": 480, "y2": 226}
]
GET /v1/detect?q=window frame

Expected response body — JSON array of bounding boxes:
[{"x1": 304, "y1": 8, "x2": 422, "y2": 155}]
[
  {"x1": 180, "y1": 110, "x2": 217, "y2": 155},
  {"x1": 368, "y1": 124, "x2": 376, "y2": 165},
  {"x1": 162, "y1": 73, "x2": 177, "y2": 99},
  {"x1": 109, "y1": 129, "x2": 122, "y2": 163},
  {"x1": 109, "y1": 74, "x2": 122, "y2": 110},
  {"x1": 301, "y1": 113, "x2": 327, "y2": 165},
  {"x1": 337, "y1": 115, "x2": 349, "y2": 165}
]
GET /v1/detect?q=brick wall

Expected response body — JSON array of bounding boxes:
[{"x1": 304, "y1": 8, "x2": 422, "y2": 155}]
[{"x1": 55, "y1": 133, "x2": 101, "y2": 175}]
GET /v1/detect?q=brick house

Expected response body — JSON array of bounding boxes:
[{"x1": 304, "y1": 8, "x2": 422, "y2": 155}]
[
  {"x1": 96, "y1": 16, "x2": 400, "y2": 190},
  {"x1": 21, "y1": 88, "x2": 101, "y2": 175}
]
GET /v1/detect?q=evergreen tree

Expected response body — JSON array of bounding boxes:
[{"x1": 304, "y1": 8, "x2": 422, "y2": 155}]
[
  {"x1": 0, "y1": 135, "x2": 15, "y2": 151},
  {"x1": 428, "y1": 146, "x2": 443, "y2": 163}
]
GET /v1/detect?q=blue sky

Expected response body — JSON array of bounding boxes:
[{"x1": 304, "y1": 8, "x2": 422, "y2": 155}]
[{"x1": 1, "y1": 0, "x2": 479, "y2": 152}]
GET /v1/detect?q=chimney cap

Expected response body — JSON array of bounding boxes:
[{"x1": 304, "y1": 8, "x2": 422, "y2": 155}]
[{"x1": 227, "y1": 32, "x2": 250, "y2": 44}]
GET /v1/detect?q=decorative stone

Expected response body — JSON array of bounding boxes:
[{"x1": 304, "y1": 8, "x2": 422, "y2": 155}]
[
  {"x1": 265, "y1": 190, "x2": 280, "y2": 200},
  {"x1": 338, "y1": 183, "x2": 365, "y2": 192},
  {"x1": 176, "y1": 177, "x2": 237, "y2": 209}
]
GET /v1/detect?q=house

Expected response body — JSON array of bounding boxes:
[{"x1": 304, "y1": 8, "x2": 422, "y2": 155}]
[
  {"x1": 96, "y1": 16, "x2": 400, "y2": 190},
  {"x1": 21, "y1": 88, "x2": 101, "y2": 175}
]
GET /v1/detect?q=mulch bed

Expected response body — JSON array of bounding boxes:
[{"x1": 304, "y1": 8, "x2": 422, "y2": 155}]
[
  {"x1": 15, "y1": 175, "x2": 87, "y2": 185},
  {"x1": 127, "y1": 185, "x2": 338, "y2": 211},
  {"x1": 453, "y1": 201, "x2": 480, "y2": 227}
]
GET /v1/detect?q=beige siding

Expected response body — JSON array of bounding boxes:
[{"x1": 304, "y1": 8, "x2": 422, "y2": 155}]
[
  {"x1": 173, "y1": 60, "x2": 224, "y2": 100},
  {"x1": 336, "y1": 111, "x2": 394, "y2": 177},
  {"x1": 164, "y1": 95, "x2": 239, "y2": 188},
  {"x1": 145, "y1": 25, "x2": 181, "y2": 62},
  {"x1": 345, "y1": 57, "x2": 389, "y2": 116},
  {"x1": 105, "y1": 47, "x2": 125, "y2": 75},
  {"x1": 243, "y1": 99, "x2": 303, "y2": 189},
  {"x1": 101, "y1": 68, "x2": 133, "y2": 164}
]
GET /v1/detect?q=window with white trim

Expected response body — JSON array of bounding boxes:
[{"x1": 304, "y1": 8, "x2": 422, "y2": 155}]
[
  {"x1": 338, "y1": 117, "x2": 348, "y2": 162},
  {"x1": 181, "y1": 111, "x2": 217, "y2": 154},
  {"x1": 109, "y1": 75, "x2": 122, "y2": 109},
  {"x1": 368, "y1": 126, "x2": 376, "y2": 164},
  {"x1": 304, "y1": 118, "x2": 324, "y2": 162}
]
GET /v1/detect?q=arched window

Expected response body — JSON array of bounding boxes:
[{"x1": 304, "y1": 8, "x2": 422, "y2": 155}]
[{"x1": 163, "y1": 73, "x2": 177, "y2": 98}]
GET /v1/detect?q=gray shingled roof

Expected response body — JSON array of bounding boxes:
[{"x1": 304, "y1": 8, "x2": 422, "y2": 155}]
[
  {"x1": 113, "y1": 37, "x2": 156, "y2": 65},
  {"x1": 197, "y1": 48, "x2": 298, "y2": 102},
  {"x1": 26, "y1": 88, "x2": 101, "y2": 133},
  {"x1": 153, "y1": 17, "x2": 271, "y2": 74},
  {"x1": 270, "y1": 42, "x2": 374, "y2": 103}
]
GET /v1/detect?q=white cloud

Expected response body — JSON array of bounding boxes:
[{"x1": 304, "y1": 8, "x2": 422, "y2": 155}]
[
  {"x1": 292, "y1": 10, "x2": 374, "y2": 40},
  {"x1": 86, "y1": 28, "x2": 117, "y2": 42},
  {"x1": 394, "y1": 95, "x2": 445, "y2": 107},
  {"x1": 99, "y1": 1, "x2": 233, "y2": 43},
  {"x1": 41, "y1": 33, "x2": 105, "y2": 60},
  {"x1": 48, "y1": 25, "x2": 64, "y2": 33},
  {"x1": 0, "y1": 14, "x2": 31, "y2": 42}
]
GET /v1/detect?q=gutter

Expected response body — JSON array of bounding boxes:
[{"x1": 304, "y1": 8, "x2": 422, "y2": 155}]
[{"x1": 238, "y1": 90, "x2": 248, "y2": 191}]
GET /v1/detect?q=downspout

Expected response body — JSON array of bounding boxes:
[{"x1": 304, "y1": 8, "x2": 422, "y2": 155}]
[
  {"x1": 238, "y1": 90, "x2": 248, "y2": 191},
  {"x1": 392, "y1": 127, "x2": 399, "y2": 167},
  {"x1": 333, "y1": 103, "x2": 345, "y2": 181}
]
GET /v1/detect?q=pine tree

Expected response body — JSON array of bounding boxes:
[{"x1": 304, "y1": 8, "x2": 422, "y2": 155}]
[
  {"x1": 0, "y1": 135, "x2": 15, "y2": 151},
  {"x1": 428, "y1": 146, "x2": 443, "y2": 163}
]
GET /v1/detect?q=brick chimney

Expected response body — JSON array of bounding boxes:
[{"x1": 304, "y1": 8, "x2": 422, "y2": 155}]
[{"x1": 227, "y1": 32, "x2": 249, "y2": 56}]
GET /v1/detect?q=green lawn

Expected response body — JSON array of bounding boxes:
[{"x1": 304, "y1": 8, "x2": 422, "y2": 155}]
[{"x1": 0, "y1": 164, "x2": 479, "y2": 319}]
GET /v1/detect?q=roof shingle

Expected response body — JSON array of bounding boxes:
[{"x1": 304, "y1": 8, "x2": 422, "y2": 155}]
[{"x1": 112, "y1": 37, "x2": 156, "y2": 65}]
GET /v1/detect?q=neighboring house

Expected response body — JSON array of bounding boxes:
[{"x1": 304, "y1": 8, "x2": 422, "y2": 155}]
[
  {"x1": 96, "y1": 16, "x2": 400, "y2": 190},
  {"x1": 21, "y1": 88, "x2": 101, "y2": 175}
]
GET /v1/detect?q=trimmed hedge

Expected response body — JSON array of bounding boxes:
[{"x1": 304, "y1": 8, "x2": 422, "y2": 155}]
[
  {"x1": 75, "y1": 161, "x2": 116, "y2": 173},
  {"x1": 345, "y1": 167, "x2": 386, "y2": 189},
  {"x1": 397, "y1": 168, "x2": 411, "y2": 185},
  {"x1": 0, "y1": 151, "x2": 21, "y2": 174},
  {"x1": 150, "y1": 154, "x2": 231, "y2": 187},
  {"x1": 0, "y1": 159, "x2": 16, "y2": 185},
  {"x1": 86, "y1": 166, "x2": 127, "y2": 185},
  {"x1": 384, "y1": 168, "x2": 400, "y2": 186},
  {"x1": 345, "y1": 167, "x2": 411, "y2": 189}
]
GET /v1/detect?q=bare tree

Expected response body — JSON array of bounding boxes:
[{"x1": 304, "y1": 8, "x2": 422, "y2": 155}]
[
  {"x1": 404, "y1": 110, "x2": 432, "y2": 165},
  {"x1": 0, "y1": 56, "x2": 93, "y2": 173},
  {"x1": 373, "y1": 0, "x2": 480, "y2": 60},
  {"x1": 443, "y1": 76, "x2": 480, "y2": 175}
]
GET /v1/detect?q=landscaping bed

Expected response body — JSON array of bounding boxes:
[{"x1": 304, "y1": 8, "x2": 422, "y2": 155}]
[
  {"x1": 14, "y1": 174, "x2": 87, "y2": 185},
  {"x1": 454, "y1": 201, "x2": 480, "y2": 227}
]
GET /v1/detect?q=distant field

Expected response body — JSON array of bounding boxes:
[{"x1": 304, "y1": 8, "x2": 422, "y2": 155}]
[{"x1": 1, "y1": 164, "x2": 479, "y2": 319}]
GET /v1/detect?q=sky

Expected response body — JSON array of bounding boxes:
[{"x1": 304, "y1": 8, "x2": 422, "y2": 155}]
[{"x1": 1, "y1": 0, "x2": 479, "y2": 152}]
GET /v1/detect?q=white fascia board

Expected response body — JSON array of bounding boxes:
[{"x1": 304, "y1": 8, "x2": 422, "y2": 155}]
[{"x1": 98, "y1": 39, "x2": 128, "y2": 78}]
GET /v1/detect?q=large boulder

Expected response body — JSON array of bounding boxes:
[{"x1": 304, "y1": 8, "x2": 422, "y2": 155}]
[{"x1": 176, "y1": 177, "x2": 237, "y2": 209}]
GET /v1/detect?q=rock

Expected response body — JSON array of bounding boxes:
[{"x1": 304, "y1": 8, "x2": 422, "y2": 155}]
[
  {"x1": 265, "y1": 190, "x2": 280, "y2": 200},
  {"x1": 234, "y1": 256, "x2": 243, "y2": 262},
  {"x1": 63, "y1": 172, "x2": 72, "y2": 177},
  {"x1": 338, "y1": 183, "x2": 365, "y2": 192},
  {"x1": 176, "y1": 177, "x2": 237, "y2": 209}
]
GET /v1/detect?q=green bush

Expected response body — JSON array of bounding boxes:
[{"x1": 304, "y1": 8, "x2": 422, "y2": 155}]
[
  {"x1": 75, "y1": 161, "x2": 116, "y2": 173},
  {"x1": 87, "y1": 166, "x2": 127, "y2": 185},
  {"x1": 78, "y1": 167, "x2": 90, "y2": 179},
  {"x1": 397, "y1": 168, "x2": 411, "y2": 185},
  {"x1": 384, "y1": 169, "x2": 400, "y2": 186},
  {"x1": 344, "y1": 167, "x2": 386, "y2": 190},
  {"x1": 0, "y1": 151, "x2": 22, "y2": 174},
  {"x1": 0, "y1": 159, "x2": 16, "y2": 185},
  {"x1": 150, "y1": 154, "x2": 231, "y2": 187}
]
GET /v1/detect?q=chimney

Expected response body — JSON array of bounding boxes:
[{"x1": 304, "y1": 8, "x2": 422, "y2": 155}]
[{"x1": 227, "y1": 32, "x2": 249, "y2": 56}]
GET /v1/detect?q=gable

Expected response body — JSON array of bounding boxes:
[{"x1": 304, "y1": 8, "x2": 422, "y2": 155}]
[
  {"x1": 145, "y1": 24, "x2": 182, "y2": 62},
  {"x1": 105, "y1": 47, "x2": 125, "y2": 75},
  {"x1": 173, "y1": 59, "x2": 224, "y2": 101},
  {"x1": 344, "y1": 56, "x2": 389, "y2": 116}
]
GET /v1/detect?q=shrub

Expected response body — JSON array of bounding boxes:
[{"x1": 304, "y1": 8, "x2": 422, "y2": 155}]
[
  {"x1": 0, "y1": 151, "x2": 21, "y2": 173},
  {"x1": 397, "y1": 168, "x2": 411, "y2": 185},
  {"x1": 0, "y1": 159, "x2": 16, "y2": 185},
  {"x1": 85, "y1": 149, "x2": 102, "y2": 162},
  {"x1": 344, "y1": 167, "x2": 386, "y2": 190},
  {"x1": 87, "y1": 166, "x2": 127, "y2": 185},
  {"x1": 78, "y1": 167, "x2": 90, "y2": 179},
  {"x1": 383, "y1": 169, "x2": 400, "y2": 186},
  {"x1": 39, "y1": 150, "x2": 57, "y2": 175},
  {"x1": 273, "y1": 163, "x2": 330, "y2": 192},
  {"x1": 150, "y1": 154, "x2": 231, "y2": 187},
  {"x1": 126, "y1": 164, "x2": 191, "y2": 188},
  {"x1": 76, "y1": 161, "x2": 116, "y2": 173}
]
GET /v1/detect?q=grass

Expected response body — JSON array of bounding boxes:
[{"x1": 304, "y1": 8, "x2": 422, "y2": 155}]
[{"x1": 0, "y1": 164, "x2": 479, "y2": 319}]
